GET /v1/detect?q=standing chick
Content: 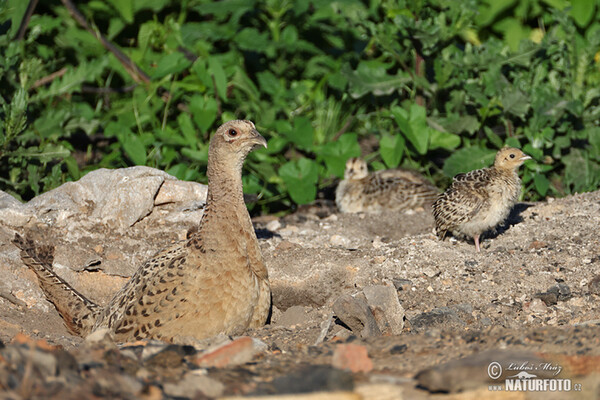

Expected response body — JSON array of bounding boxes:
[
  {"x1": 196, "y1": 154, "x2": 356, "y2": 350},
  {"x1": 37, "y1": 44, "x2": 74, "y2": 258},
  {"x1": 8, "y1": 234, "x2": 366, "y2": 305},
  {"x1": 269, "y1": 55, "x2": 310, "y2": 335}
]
[
  {"x1": 432, "y1": 147, "x2": 531, "y2": 252},
  {"x1": 13, "y1": 120, "x2": 271, "y2": 342},
  {"x1": 336, "y1": 158, "x2": 438, "y2": 213}
]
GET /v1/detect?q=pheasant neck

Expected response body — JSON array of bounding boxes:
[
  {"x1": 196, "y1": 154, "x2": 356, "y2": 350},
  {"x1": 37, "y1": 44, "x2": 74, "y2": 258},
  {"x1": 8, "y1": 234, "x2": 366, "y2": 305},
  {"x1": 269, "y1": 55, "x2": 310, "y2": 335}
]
[{"x1": 198, "y1": 159, "x2": 254, "y2": 249}]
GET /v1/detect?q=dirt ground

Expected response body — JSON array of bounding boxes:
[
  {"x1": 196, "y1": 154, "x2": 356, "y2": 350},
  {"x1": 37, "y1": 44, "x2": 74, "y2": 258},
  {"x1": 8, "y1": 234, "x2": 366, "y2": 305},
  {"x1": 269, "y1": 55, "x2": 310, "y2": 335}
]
[{"x1": 1, "y1": 189, "x2": 600, "y2": 398}]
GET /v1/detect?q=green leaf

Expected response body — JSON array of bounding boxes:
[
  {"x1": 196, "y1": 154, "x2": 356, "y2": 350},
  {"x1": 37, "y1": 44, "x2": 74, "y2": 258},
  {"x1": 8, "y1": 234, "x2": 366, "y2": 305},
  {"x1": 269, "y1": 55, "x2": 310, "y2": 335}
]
[
  {"x1": 429, "y1": 130, "x2": 461, "y2": 150},
  {"x1": 151, "y1": 52, "x2": 193, "y2": 79},
  {"x1": 533, "y1": 174, "x2": 550, "y2": 197},
  {"x1": 279, "y1": 158, "x2": 318, "y2": 205},
  {"x1": 189, "y1": 96, "x2": 218, "y2": 133},
  {"x1": 317, "y1": 133, "x2": 361, "y2": 177},
  {"x1": 106, "y1": 0, "x2": 134, "y2": 23},
  {"x1": 121, "y1": 134, "x2": 147, "y2": 165},
  {"x1": 442, "y1": 147, "x2": 497, "y2": 177},
  {"x1": 208, "y1": 57, "x2": 227, "y2": 101},
  {"x1": 570, "y1": 0, "x2": 595, "y2": 28},
  {"x1": 346, "y1": 61, "x2": 410, "y2": 99},
  {"x1": 379, "y1": 134, "x2": 405, "y2": 168},
  {"x1": 285, "y1": 117, "x2": 314, "y2": 150},
  {"x1": 391, "y1": 104, "x2": 430, "y2": 155}
]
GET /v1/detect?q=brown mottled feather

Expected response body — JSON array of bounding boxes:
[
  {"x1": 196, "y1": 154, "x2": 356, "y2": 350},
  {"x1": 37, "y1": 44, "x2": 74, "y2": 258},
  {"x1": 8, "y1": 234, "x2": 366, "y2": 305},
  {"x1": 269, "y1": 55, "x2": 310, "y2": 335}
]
[
  {"x1": 12, "y1": 234, "x2": 101, "y2": 335},
  {"x1": 13, "y1": 120, "x2": 271, "y2": 342},
  {"x1": 336, "y1": 158, "x2": 438, "y2": 213},
  {"x1": 432, "y1": 147, "x2": 531, "y2": 251}
]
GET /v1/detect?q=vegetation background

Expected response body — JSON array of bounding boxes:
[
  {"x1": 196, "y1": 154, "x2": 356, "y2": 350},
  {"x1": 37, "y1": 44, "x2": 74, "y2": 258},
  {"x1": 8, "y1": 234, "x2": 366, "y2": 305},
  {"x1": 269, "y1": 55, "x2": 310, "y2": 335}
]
[{"x1": 1, "y1": 0, "x2": 599, "y2": 214}]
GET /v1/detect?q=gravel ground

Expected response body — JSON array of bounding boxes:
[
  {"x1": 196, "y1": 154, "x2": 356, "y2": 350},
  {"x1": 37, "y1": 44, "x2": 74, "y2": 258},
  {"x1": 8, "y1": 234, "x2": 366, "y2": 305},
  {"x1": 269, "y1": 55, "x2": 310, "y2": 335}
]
[{"x1": 0, "y1": 190, "x2": 599, "y2": 398}]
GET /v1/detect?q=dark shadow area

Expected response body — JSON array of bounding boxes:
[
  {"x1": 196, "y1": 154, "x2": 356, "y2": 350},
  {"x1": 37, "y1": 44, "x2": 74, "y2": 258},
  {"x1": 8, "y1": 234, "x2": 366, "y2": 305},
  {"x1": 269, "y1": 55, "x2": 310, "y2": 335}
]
[{"x1": 255, "y1": 228, "x2": 279, "y2": 240}]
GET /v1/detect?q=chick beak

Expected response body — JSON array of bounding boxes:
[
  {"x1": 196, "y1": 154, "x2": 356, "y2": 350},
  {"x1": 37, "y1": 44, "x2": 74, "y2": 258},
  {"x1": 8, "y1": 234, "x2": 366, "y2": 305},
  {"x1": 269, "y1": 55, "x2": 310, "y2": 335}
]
[
  {"x1": 250, "y1": 129, "x2": 268, "y2": 149},
  {"x1": 520, "y1": 154, "x2": 532, "y2": 161}
]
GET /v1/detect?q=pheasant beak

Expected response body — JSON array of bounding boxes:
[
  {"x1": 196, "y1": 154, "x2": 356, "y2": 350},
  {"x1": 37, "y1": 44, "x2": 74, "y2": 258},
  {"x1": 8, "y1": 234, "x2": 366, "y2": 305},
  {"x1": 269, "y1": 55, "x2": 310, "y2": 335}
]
[
  {"x1": 250, "y1": 129, "x2": 268, "y2": 149},
  {"x1": 520, "y1": 154, "x2": 532, "y2": 161}
]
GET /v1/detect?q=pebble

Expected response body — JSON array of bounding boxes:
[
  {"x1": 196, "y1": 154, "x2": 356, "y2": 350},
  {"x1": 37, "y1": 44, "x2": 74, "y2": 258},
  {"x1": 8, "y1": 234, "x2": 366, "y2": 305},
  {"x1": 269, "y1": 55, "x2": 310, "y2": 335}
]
[
  {"x1": 588, "y1": 275, "x2": 600, "y2": 295},
  {"x1": 163, "y1": 371, "x2": 225, "y2": 398},
  {"x1": 330, "y1": 234, "x2": 352, "y2": 248},
  {"x1": 409, "y1": 307, "x2": 465, "y2": 333},
  {"x1": 194, "y1": 337, "x2": 267, "y2": 368},
  {"x1": 527, "y1": 298, "x2": 548, "y2": 314},
  {"x1": 332, "y1": 343, "x2": 374, "y2": 373},
  {"x1": 266, "y1": 219, "x2": 281, "y2": 231}
]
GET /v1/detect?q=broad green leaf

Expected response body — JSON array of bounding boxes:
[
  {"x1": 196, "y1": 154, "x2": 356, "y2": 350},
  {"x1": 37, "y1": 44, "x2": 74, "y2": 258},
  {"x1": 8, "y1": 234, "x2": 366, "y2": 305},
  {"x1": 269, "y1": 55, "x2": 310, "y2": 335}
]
[
  {"x1": 429, "y1": 130, "x2": 461, "y2": 150},
  {"x1": 379, "y1": 134, "x2": 405, "y2": 168},
  {"x1": 317, "y1": 134, "x2": 361, "y2": 177},
  {"x1": 106, "y1": 0, "x2": 134, "y2": 23},
  {"x1": 279, "y1": 158, "x2": 318, "y2": 205},
  {"x1": 533, "y1": 174, "x2": 550, "y2": 197},
  {"x1": 285, "y1": 117, "x2": 314, "y2": 150},
  {"x1": 151, "y1": 52, "x2": 193, "y2": 79},
  {"x1": 346, "y1": 61, "x2": 410, "y2": 99},
  {"x1": 189, "y1": 96, "x2": 218, "y2": 133},
  {"x1": 208, "y1": 57, "x2": 227, "y2": 101},
  {"x1": 570, "y1": 0, "x2": 595, "y2": 28},
  {"x1": 442, "y1": 147, "x2": 496, "y2": 177},
  {"x1": 120, "y1": 133, "x2": 147, "y2": 165}
]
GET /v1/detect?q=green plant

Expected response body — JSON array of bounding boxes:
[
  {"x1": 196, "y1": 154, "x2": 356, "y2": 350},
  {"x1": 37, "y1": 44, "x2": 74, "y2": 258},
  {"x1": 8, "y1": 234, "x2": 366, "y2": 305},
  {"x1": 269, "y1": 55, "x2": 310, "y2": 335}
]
[{"x1": 1, "y1": 0, "x2": 599, "y2": 212}]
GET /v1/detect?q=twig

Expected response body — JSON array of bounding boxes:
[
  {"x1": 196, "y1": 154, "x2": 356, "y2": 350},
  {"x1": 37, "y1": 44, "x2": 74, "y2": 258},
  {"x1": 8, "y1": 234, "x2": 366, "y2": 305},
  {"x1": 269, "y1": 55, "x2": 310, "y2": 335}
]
[
  {"x1": 332, "y1": 115, "x2": 355, "y2": 141},
  {"x1": 60, "y1": 0, "x2": 151, "y2": 84},
  {"x1": 29, "y1": 67, "x2": 67, "y2": 90},
  {"x1": 16, "y1": 0, "x2": 39, "y2": 41}
]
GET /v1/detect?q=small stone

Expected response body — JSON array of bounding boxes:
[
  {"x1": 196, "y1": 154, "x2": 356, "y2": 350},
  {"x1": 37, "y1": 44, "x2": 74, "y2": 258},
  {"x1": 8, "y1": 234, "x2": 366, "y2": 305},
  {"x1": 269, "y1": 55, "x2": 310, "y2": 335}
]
[
  {"x1": 409, "y1": 307, "x2": 465, "y2": 333},
  {"x1": 266, "y1": 365, "x2": 354, "y2": 394},
  {"x1": 390, "y1": 344, "x2": 407, "y2": 355},
  {"x1": 372, "y1": 236, "x2": 384, "y2": 249},
  {"x1": 266, "y1": 219, "x2": 281, "y2": 231},
  {"x1": 362, "y1": 285, "x2": 405, "y2": 335},
  {"x1": 529, "y1": 240, "x2": 548, "y2": 249},
  {"x1": 84, "y1": 328, "x2": 116, "y2": 346},
  {"x1": 422, "y1": 267, "x2": 438, "y2": 278},
  {"x1": 194, "y1": 336, "x2": 267, "y2": 368},
  {"x1": 534, "y1": 291, "x2": 558, "y2": 306},
  {"x1": 332, "y1": 343, "x2": 373, "y2": 373},
  {"x1": 162, "y1": 371, "x2": 224, "y2": 398},
  {"x1": 588, "y1": 275, "x2": 600, "y2": 295},
  {"x1": 371, "y1": 256, "x2": 386, "y2": 264},
  {"x1": 528, "y1": 298, "x2": 548, "y2": 314},
  {"x1": 330, "y1": 234, "x2": 352, "y2": 248},
  {"x1": 333, "y1": 294, "x2": 381, "y2": 338}
]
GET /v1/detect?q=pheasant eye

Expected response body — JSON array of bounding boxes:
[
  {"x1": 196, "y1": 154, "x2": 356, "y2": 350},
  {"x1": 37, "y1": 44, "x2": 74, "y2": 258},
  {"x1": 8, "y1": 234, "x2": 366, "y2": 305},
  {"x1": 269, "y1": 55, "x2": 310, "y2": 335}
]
[
  {"x1": 509, "y1": 154, "x2": 516, "y2": 159},
  {"x1": 228, "y1": 129, "x2": 238, "y2": 137}
]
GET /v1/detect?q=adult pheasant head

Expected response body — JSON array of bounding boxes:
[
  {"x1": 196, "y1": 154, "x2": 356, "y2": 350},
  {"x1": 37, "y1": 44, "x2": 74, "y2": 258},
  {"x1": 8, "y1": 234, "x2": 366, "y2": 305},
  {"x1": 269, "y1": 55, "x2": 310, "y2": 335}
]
[{"x1": 208, "y1": 120, "x2": 267, "y2": 176}]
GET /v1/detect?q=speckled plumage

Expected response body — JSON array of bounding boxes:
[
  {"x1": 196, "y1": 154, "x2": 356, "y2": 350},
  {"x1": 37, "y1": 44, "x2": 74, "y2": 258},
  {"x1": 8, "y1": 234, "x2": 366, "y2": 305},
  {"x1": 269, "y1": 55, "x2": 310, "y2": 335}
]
[
  {"x1": 336, "y1": 158, "x2": 438, "y2": 213},
  {"x1": 13, "y1": 120, "x2": 271, "y2": 342},
  {"x1": 432, "y1": 147, "x2": 531, "y2": 252}
]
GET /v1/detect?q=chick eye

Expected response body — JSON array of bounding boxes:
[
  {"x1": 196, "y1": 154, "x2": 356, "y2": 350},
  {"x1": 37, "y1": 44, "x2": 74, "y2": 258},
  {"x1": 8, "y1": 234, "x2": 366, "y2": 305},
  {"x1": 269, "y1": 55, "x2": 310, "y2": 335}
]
[
  {"x1": 228, "y1": 129, "x2": 238, "y2": 137},
  {"x1": 509, "y1": 154, "x2": 515, "y2": 159}
]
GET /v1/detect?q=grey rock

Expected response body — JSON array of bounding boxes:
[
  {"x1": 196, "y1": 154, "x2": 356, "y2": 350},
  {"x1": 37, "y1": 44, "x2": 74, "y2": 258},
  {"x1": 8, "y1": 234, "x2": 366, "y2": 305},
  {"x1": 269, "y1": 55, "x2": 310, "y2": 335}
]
[
  {"x1": 333, "y1": 294, "x2": 381, "y2": 338},
  {"x1": 276, "y1": 305, "x2": 310, "y2": 327},
  {"x1": 163, "y1": 372, "x2": 225, "y2": 398},
  {"x1": 409, "y1": 307, "x2": 465, "y2": 333},
  {"x1": 535, "y1": 282, "x2": 572, "y2": 306},
  {"x1": 415, "y1": 349, "x2": 550, "y2": 393},
  {"x1": 363, "y1": 285, "x2": 405, "y2": 335},
  {"x1": 589, "y1": 275, "x2": 600, "y2": 295}
]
